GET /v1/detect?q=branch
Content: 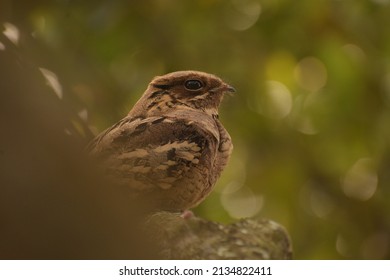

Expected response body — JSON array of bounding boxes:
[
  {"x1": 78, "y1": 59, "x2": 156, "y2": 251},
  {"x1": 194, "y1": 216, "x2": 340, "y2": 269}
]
[{"x1": 146, "y1": 212, "x2": 293, "y2": 259}]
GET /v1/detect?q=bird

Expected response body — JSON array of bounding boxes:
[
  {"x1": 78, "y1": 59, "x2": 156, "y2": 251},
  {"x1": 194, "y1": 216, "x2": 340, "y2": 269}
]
[{"x1": 87, "y1": 70, "x2": 234, "y2": 212}]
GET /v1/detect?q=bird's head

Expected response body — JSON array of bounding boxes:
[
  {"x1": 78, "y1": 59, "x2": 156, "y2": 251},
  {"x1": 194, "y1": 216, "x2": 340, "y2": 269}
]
[{"x1": 131, "y1": 71, "x2": 235, "y2": 117}]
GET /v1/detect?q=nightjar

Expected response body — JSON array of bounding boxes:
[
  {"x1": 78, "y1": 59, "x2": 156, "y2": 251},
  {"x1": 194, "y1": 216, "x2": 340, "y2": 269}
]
[{"x1": 87, "y1": 71, "x2": 234, "y2": 212}]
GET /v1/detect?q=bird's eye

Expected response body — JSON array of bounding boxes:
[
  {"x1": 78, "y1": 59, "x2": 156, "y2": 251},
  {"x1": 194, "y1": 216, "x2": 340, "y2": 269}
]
[{"x1": 184, "y1": 79, "x2": 203, "y2": 91}]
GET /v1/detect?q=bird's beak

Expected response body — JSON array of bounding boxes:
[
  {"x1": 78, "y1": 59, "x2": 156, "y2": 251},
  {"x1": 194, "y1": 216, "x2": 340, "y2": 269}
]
[{"x1": 224, "y1": 84, "x2": 236, "y2": 94}]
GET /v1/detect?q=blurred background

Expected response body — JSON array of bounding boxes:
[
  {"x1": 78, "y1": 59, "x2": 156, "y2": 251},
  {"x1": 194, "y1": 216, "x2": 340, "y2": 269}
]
[{"x1": 1, "y1": 0, "x2": 390, "y2": 259}]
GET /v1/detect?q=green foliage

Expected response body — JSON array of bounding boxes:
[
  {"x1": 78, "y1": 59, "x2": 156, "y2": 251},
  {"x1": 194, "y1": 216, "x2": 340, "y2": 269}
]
[{"x1": 2, "y1": 0, "x2": 390, "y2": 259}]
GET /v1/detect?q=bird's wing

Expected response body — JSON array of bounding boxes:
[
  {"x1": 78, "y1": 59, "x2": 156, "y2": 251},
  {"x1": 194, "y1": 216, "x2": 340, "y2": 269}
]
[{"x1": 88, "y1": 115, "x2": 219, "y2": 191}]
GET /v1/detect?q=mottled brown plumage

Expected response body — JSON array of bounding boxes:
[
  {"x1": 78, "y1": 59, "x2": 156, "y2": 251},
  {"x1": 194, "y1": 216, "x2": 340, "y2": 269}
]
[{"x1": 87, "y1": 71, "x2": 234, "y2": 211}]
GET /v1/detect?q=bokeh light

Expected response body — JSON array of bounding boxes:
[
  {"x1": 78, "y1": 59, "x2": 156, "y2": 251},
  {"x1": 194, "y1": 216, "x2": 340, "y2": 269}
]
[
  {"x1": 226, "y1": 0, "x2": 262, "y2": 31},
  {"x1": 342, "y1": 158, "x2": 378, "y2": 201},
  {"x1": 256, "y1": 80, "x2": 292, "y2": 119},
  {"x1": 294, "y1": 57, "x2": 327, "y2": 93}
]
